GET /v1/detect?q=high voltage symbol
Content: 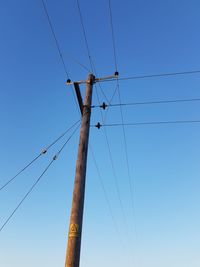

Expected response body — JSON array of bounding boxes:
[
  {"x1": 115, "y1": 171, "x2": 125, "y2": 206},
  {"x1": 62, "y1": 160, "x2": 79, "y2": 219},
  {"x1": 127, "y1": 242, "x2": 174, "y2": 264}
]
[{"x1": 69, "y1": 223, "x2": 79, "y2": 238}]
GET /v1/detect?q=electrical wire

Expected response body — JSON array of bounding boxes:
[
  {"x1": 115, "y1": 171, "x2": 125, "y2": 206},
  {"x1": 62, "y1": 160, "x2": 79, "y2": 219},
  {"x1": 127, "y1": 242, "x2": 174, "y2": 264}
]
[
  {"x1": 41, "y1": 0, "x2": 70, "y2": 77},
  {"x1": 0, "y1": 124, "x2": 80, "y2": 233},
  {"x1": 92, "y1": 65, "x2": 110, "y2": 103},
  {"x1": 75, "y1": 0, "x2": 111, "y2": 104},
  {"x1": 93, "y1": 82, "x2": 131, "y2": 252},
  {"x1": 116, "y1": 82, "x2": 137, "y2": 228},
  {"x1": 101, "y1": 83, "x2": 118, "y2": 123},
  {"x1": 41, "y1": 0, "x2": 89, "y2": 74},
  {"x1": 0, "y1": 120, "x2": 80, "y2": 192},
  {"x1": 108, "y1": 0, "x2": 118, "y2": 71},
  {"x1": 89, "y1": 144, "x2": 123, "y2": 245},
  {"x1": 54, "y1": 123, "x2": 81, "y2": 158},
  {"x1": 92, "y1": 119, "x2": 200, "y2": 127},
  {"x1": 108, "y1": 2, "x2": 139, "y2": 261},
  {"x1": 45, "y1": 120, "x2": 80, "y2": 151},
  {"x1": 108, "y1": 0, "x2": 137, "y2": 240},
  {"x1": 0, "y1": 160, "x2": 54, "y2": 233},
  {"x1": 92, "y1": 97, "x2": 200, "y2": 109},
  {"x1": 109, "y1": 1, "x2": 138, "y2": 235},
  {"x1": 98, "y1": 70, "x2": 200, "y2": 83},
  {"x1": 108, "y1": 2, "x2": 139, "y2": 260},
  {"x1": 0, "y1": 154, "x2": 42, "y2": 192},
  {"x1": 67, "y1": 54, "x2": 91, "y2": 73},
  {"x1": 76, "y1": 0, "x2": 112, "y2": 105},
  {"x1": 76, "y1": 0, "x2": 93, "y2": 72},
  {"x1": 40, "y1": 0, "x2": 80, "y2": 113},
  {"x1": 89, "y1": 143, "x2": 135, "y2": 265}
]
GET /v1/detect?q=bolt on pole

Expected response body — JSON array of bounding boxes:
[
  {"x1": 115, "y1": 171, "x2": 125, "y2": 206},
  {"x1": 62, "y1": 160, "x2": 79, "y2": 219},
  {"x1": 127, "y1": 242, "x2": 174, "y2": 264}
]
[{"x1": 65, "y1": 74, "x2": 95, "y2": 267}]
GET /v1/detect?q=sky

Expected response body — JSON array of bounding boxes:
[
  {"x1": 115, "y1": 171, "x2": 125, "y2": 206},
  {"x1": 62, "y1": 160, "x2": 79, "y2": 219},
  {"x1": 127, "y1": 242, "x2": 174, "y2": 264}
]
[{"x1": 0, "y1": 0, "x2": 200, "y2": 266}]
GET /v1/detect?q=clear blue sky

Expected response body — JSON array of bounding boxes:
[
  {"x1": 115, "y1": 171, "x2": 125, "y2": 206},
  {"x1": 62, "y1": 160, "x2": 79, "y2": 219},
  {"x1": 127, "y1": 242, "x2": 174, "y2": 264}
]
[{"x1": 0, "y1": 0, "x2": 200, "y2": 266}]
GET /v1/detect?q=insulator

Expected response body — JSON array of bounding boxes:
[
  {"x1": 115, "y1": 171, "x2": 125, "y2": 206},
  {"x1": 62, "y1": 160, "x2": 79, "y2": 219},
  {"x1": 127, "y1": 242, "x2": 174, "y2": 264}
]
[
  {"x1": 100, "y1": 102, "x2": 107, "y2": 110},
  {"x1": 114, "y1": 71, "x2": 119, "y2": 76},
  {"x1": 95, "y1": 122, "x2": 102, "y2": 129}
]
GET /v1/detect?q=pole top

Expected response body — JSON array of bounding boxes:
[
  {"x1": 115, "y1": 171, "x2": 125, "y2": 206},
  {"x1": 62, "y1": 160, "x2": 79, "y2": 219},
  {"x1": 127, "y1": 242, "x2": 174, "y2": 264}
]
[
  {"x1": 87, "y1": 74, "x2": 95, "y2": 85},
  {"x1": 66, "y1": 72, "x2": 119, "y2": 86}
]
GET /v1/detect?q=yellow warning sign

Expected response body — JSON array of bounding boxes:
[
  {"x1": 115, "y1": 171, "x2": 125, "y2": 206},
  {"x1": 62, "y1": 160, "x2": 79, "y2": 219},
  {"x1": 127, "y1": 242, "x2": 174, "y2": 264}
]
[{"x1": 69, "y1": 223, "x2": 79, "y2": 238}]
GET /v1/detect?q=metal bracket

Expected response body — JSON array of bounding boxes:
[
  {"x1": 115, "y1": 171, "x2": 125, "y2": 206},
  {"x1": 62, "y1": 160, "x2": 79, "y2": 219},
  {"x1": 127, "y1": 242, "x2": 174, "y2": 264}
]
[
  {"x1": 74, "y1": 82, "x2": 83, "y2": 115},
  {"x1": 66, "y1": 72, "x2": 119, "y2": 86}
]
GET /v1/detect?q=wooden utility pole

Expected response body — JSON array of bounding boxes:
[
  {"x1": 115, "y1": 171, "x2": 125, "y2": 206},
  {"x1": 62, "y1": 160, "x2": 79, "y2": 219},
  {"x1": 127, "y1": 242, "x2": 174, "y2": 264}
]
[
  {"x1": 65, "y1": 74, "x2": 95, "y2": 267},
  {"x1": 64, "y1": 72, "x2": 117, "y2": 267}
]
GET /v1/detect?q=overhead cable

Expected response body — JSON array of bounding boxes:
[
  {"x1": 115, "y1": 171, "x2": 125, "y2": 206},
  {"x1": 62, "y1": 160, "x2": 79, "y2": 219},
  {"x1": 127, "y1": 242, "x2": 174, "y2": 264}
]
[
  {"x1": 108, "y1": 0, "x2": 137, "y2": 244},
  {"x1": 93, "y1": 120, "x2": 200, "y2": 128},
  {"x1": 41, "y1": 0, "x2": 70, "y2": 77},
  {"x1": 92, "y1": 97, "x2": 200, "y2": 109},
  {"x1": 40, "y1": 0, "x2": 81, "y2": 112},
  {"x1": 41, "y1": 0, "x2": 89, "y2": 74},
  {"x1": 0, "y1": 120, "x2": 80, "y2": 192},
  {"x1": 89, "y1": 144, "x2": 123, "y2": 245},
  {"x1": 0, "y1": 123, "x2": 80, "y2": 233},
  {"x1": 76, "y1": 0, "x2": 93, "y2": 72},
  {"x1": 76, "y1": 0, "x2": 111, "y2": 103},
  {"x1": 99, "y1": 70, "x2": 200, "y2": 83},
  {"x1": 108, "y1": 0, "x2": 118, "y2": 71},
  {"x1": 94, "y1": 84, "x2": 128, "y2": 232}
]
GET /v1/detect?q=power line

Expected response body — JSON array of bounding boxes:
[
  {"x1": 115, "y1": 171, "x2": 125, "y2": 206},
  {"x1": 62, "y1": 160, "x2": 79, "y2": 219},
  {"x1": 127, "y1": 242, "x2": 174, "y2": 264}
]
[
  {"x1": 75, "y1": 1, "x2": 125, "y2": 247},
  {"x1": 90, "y1": 143, "x2": 135, "y2": 263},
  {"x1": 54, "y1": 123, "x2": 80, "y2": 158},
  {"x1": 45, "y1": 120, "x2": 80, "y2": 151},
  {"x1": 93, "y1": 67, "x2": 110, "y2": 104},
  {"x1": 108, "y1": 1, "x2": 137, "y2": 235},
  {"x1": 116, "y1": 82, "x2": 137, "y2": 230},
  {"x1": 0, "y1": 120, "x2": 80, "y2": 192},
  {"x1": 98, "y1": 70, "x2": 200, "y2": 83},
  {"x1": 108, "y1": 0, "x2": 137, "y2": 239},
  {"x1": 76, "y1": 0, "x2": 93, "y2": 72},
  {"x1": 67, "y1": 54, "x2": 91, "y2": 73},
  {"x1": 40, "y1": 0, "x2": 81, "y2": 113},
  {"x1": 101, "y1": 83, "x2": 118, "y2": 123},
  {"x1": 89, "y1": 144, "x2": 123, "y2": 245},
  {"x1": 94, "y1": 78, "x2": 135, "y2": 262},
  {"x1": 93, "y1": 119, "x2": 200, "y2": 128},
  {"x1": 41, "y1": 0, "x2": 70, "y2": 77},
  {"x1": 41, "y1": 0, "x2": 90, "y2": 74},
  {"x1": 0, "y1": 154, "x2": 42, "y2": 192},
  {"x1": 76, "y1": 1, "x2": 112, "y2": 112},
  {"x1": 0, "y1": 124, "x2": 80, "y2": 233},
  {"x1": 0, "y1": 160, "x2": 54, "y2": 233},
  {"x1": 108, "y1": 0, "x2": 137, "y2": 249},
  {"x1": 108, "y1": 0, "x2": 118, "y2": 71},
  {"x1": 75, "y1": 1, "x2": 111, "y2": 103},
  {"x1": 75, "y1": 0, "x2": 110, "y2": 101},
  {"x1": 94, "y1": 84, "x2": 128, "y2": 232},
  {"x1": 92, "y1": 97, "x2": 200, "y2": 109}
]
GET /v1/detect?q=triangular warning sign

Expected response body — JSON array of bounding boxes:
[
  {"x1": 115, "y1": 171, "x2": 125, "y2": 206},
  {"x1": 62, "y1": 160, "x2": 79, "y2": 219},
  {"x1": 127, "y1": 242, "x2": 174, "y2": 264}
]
[{"x1": 69, "y1": 223, "x2": 79, "y2": 238}]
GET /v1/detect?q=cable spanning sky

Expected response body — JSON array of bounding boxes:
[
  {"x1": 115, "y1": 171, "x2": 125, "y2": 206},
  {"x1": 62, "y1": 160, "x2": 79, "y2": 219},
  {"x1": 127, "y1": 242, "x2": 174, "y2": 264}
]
[{"x1": 0, "y1": 1, "x2": 200, "y2": 267}]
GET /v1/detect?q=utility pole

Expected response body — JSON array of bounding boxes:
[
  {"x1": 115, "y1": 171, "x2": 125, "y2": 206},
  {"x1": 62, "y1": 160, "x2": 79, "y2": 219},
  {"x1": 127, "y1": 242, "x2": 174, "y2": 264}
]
[
  {"x1": 65, "y1": 74, "x2": 95, "y2": 267},
  {"x1": 65, "y1": 72, "x2": 118, "y2": 267}
]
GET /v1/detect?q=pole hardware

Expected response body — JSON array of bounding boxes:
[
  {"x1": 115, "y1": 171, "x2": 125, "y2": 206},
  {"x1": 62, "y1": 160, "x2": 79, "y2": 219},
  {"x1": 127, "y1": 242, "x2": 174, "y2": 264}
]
[
  {"x1": 100, "y1": 102, "x2": 107, "y2": 110},
  {"x1": 95, "y1": 122, "x2": 102, "y2": 129},
  {"x1": 66, "y1": 72, "x2": 119, "y2": 86}
]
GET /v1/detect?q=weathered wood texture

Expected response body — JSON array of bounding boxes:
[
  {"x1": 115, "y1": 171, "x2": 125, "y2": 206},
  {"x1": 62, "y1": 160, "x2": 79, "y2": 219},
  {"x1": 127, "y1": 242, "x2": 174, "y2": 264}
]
[{"x1": 65, "y1": 74, "x2": 95, "y2": 267}]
